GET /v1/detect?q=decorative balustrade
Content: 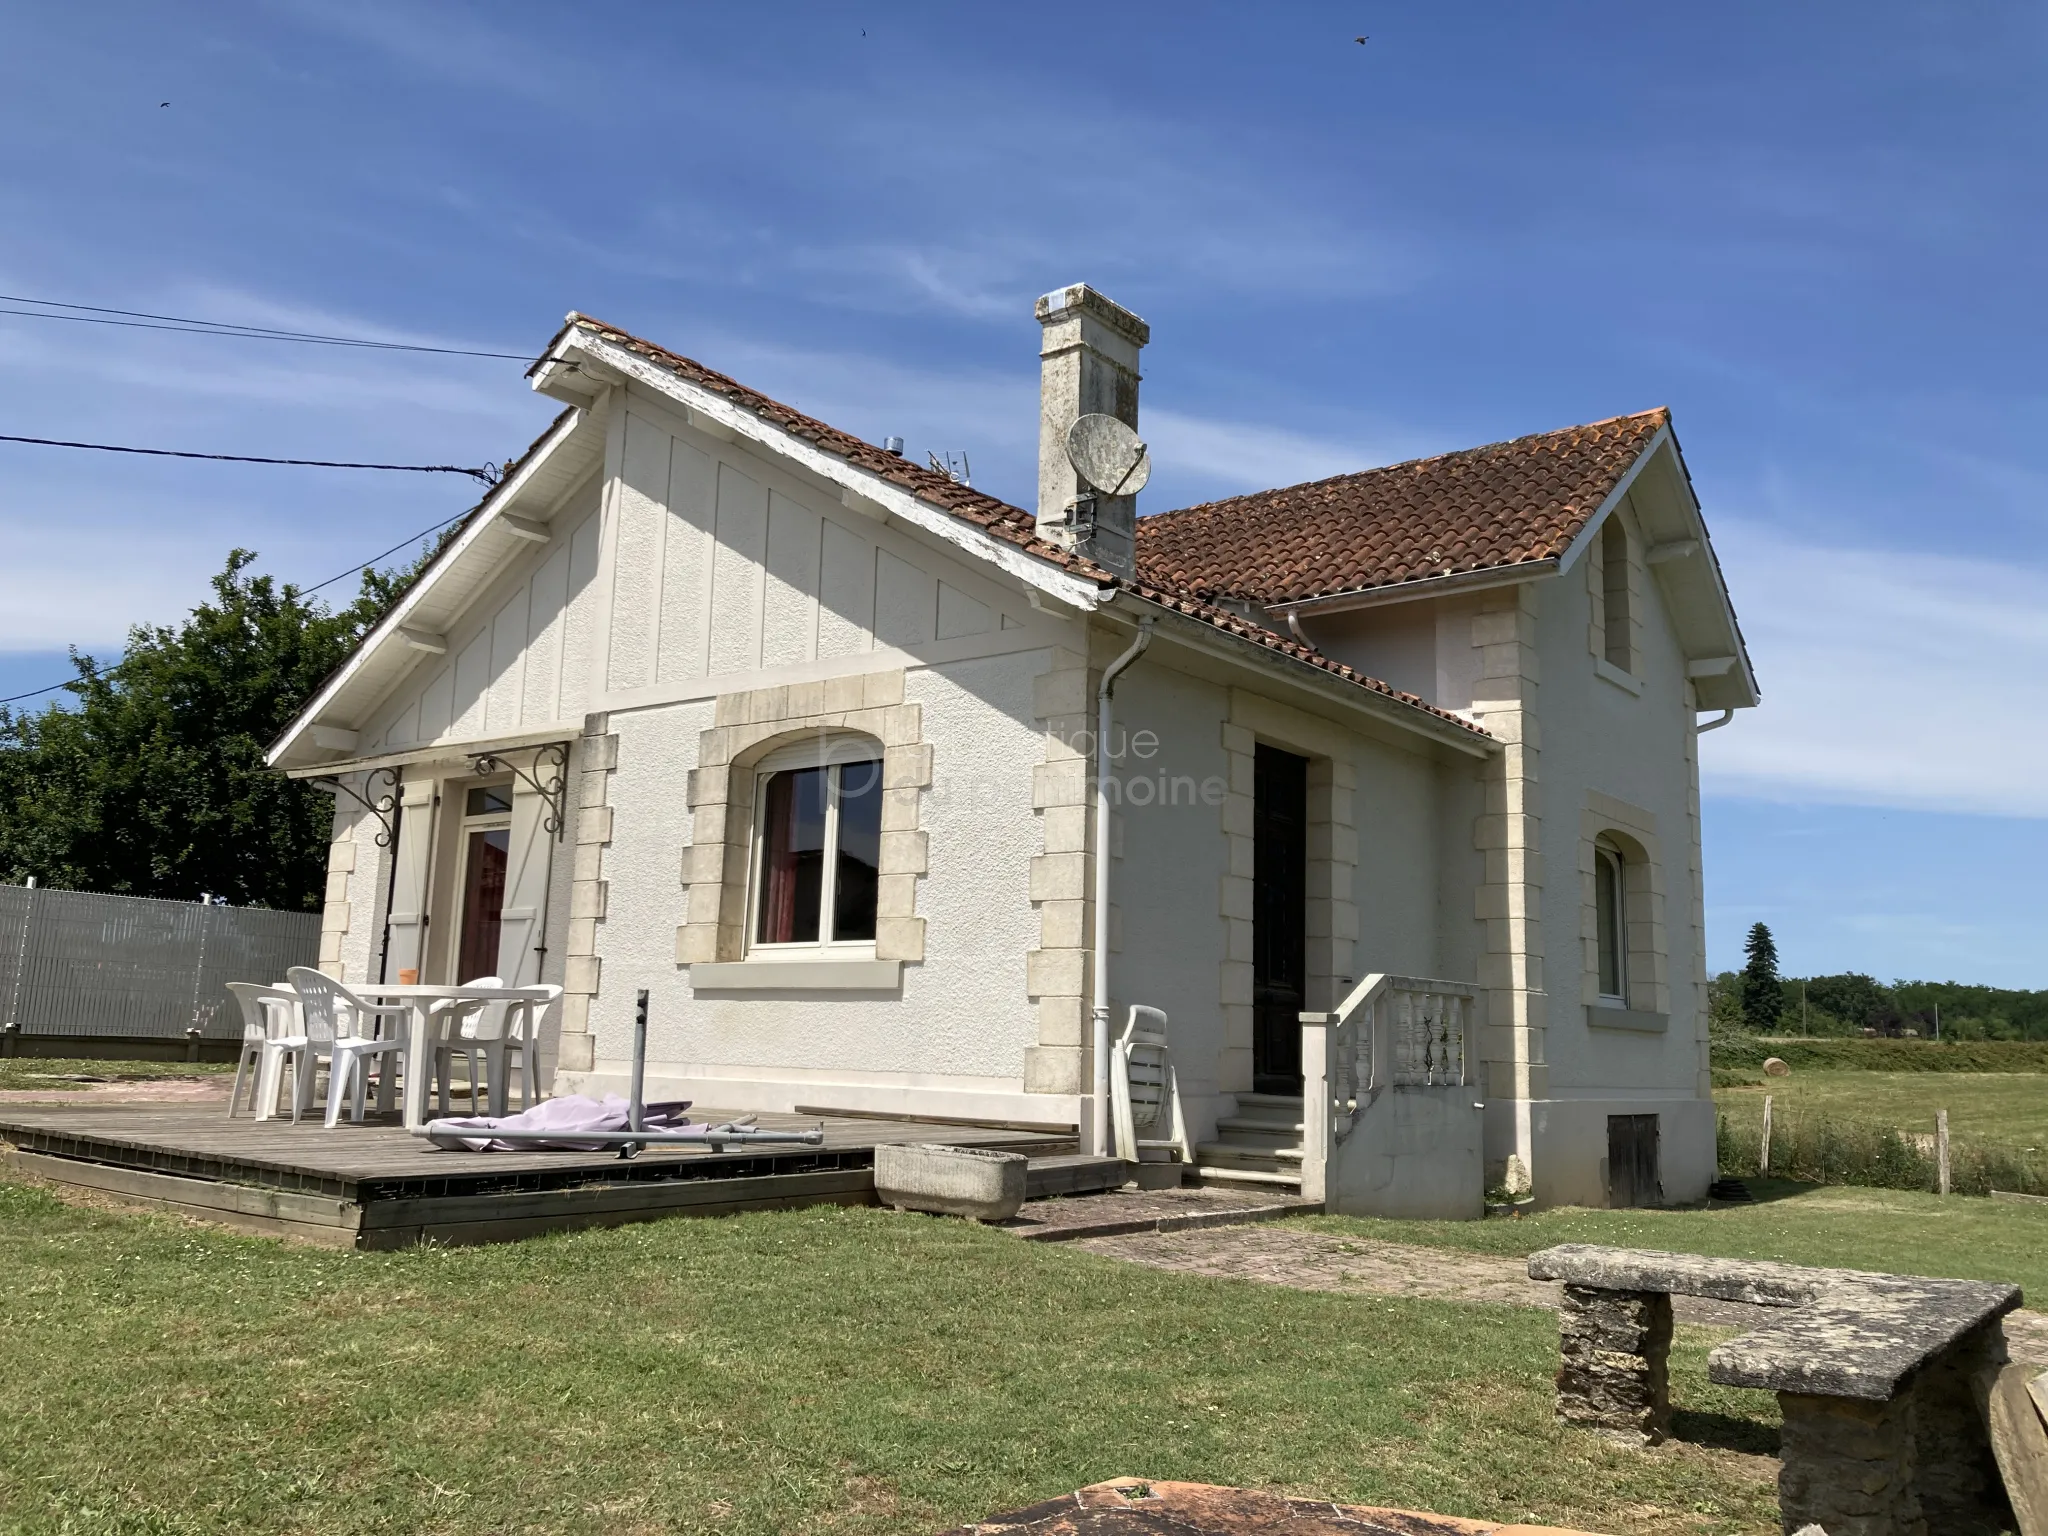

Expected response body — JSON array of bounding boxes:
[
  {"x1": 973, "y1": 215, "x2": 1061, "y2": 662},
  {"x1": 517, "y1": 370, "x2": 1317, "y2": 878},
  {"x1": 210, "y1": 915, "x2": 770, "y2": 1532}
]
[{"x1": 1298, "y1": 974, "x2": 1478, "y2": 1203}]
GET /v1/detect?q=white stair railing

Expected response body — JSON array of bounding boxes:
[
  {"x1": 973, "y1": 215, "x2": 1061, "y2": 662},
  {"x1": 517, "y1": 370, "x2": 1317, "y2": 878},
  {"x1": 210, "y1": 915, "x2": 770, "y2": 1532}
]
[{"x1": 1299, "y1": 974, "x2": 1477, "y2": 1202}]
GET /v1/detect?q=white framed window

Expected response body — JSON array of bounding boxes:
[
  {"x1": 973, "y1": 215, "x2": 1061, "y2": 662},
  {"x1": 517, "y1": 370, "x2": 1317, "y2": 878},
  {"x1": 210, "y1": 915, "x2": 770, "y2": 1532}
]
[
  {"x1": 1594, "y1": 840, "x2": 1627, "y2": 1002},
  {"x1": 748, "y1": 738, "x2": 884, "y2": 952}
]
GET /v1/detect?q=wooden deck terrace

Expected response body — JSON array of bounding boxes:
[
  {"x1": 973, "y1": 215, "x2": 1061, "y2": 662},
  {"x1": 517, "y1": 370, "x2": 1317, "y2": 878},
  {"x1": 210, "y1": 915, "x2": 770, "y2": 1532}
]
[{"x1": 0, "y1": 1103, "x2": 1073, "y2": 1249}]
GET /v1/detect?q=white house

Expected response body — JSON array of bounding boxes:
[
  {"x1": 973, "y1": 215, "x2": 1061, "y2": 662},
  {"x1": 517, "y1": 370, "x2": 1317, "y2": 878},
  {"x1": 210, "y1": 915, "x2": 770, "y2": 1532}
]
[{"x1": 268, "y1": 285, "x2": 1757, "y2": 1213}]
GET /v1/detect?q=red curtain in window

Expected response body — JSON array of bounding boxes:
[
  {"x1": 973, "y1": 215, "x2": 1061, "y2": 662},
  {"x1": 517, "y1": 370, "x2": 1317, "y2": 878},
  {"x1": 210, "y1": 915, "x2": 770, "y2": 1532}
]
[{"x1": 756, "y1": 767, "x2": 827, "y2": 944}]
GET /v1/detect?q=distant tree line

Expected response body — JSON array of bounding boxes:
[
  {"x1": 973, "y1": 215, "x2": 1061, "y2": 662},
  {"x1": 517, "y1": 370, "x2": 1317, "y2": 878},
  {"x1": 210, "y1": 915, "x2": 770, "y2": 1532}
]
[
  {"x1": 1709, "y1": 922, "x2": 2048, "y2": 1041},
  {"x1": 0, "y1": 542, "x2": 443, "y2": 913}
]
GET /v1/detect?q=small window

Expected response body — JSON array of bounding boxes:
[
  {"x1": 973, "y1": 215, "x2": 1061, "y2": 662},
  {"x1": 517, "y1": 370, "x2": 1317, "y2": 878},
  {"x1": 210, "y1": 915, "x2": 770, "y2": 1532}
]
[
  {"x1": 1595, "y1": 842, "x2": 1627, "y2": 1001},
  {"x1": 465, "y1": 784, "x2": 513, "y2": 817},
  {"x1": 1601, "y1": 519, "x2": 1632, "y2": 671},
  {"x1": 753, "y1": 758, "x2": 883, "y2": 947}
]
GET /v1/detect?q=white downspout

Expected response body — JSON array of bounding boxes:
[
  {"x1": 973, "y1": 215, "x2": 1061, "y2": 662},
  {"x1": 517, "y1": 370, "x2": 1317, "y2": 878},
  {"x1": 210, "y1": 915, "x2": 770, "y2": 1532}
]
[
  {"x1": 1695, "y1": 709, "x2": 1735, "y2": 733},
  {"x1": 1091, "y1": 614, "x2": 1155, "y2": 1157}
]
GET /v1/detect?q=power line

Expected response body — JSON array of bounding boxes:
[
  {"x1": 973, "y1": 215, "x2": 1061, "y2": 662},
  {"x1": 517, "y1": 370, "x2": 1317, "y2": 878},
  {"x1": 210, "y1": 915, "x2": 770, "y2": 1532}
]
[
  {"x1": 0, "y1": 433, "x2": 497, "y2": 483},
  {"x1": 0, "y1": 294, "x2": 535, "y2": 361},
  {"x1": 0, "y1": 505, "x2": 483, "y2": 707}
]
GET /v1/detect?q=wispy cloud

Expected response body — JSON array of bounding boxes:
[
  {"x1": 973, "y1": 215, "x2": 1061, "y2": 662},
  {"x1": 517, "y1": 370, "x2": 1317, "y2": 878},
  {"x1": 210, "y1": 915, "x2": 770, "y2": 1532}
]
[
  {"x1": 1701, "y1": 522, "x2": 2048, "y2": 817},
  {"x1": 1143, "y1": 408, "x2": 1422, "y2": 497}
]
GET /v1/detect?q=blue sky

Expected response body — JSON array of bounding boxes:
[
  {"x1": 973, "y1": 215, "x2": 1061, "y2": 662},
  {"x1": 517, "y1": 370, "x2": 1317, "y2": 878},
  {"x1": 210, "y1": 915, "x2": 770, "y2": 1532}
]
[{"x1": 1, "y1": 3, "x2": 2043, "y2": 984}]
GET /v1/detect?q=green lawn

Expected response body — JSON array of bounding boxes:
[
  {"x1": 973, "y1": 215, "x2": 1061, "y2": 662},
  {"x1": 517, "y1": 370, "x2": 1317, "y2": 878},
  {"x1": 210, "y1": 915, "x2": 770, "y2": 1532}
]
[
  {"x1": 0, "y1": 1178, "x2": 1779, "y2": 1536},
  {"x1": 0, "y1": 1057, "x2": 233, "y2": 1091},
  {"x1": 1295, "y1": 1179, "x2": 2048, "y2": 1299},
  {"x1": 1715, "y1": 1071, "x2": 2048, "y2": 1153}
]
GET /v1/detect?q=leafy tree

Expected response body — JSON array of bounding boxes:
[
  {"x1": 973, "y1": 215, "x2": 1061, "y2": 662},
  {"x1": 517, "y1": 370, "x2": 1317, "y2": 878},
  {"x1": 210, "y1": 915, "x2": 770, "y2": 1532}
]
[
  {"x1": 1739, "y1": 921, "x2": 1783, "y2": 1031},
  {"x1": 0, "y1": 545, "x2": 433, "y2": 911}
]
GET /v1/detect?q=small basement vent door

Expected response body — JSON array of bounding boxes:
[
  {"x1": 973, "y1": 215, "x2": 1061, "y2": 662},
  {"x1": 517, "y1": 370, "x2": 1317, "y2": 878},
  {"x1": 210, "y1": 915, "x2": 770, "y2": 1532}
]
[{"x1": 1607, "y1": 1114, "x2": 1663, "y2": 1208}]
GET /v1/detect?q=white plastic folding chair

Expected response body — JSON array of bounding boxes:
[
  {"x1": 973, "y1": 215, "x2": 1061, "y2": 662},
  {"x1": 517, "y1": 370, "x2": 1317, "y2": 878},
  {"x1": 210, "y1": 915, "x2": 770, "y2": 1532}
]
[
  {"x1": 224, "y1": 982, "x2": 307, "y2": 1119},
  {"x1": 430, "y1": 975, "x2": 502, "y2": 1116},
  {"x1": 286, "y1": 967, "x2": 410, "y2": 1128},
  {"x1": 502, "y1": 984, "x2": 561, "y2": 1114},
  {"x1": 433, "y1": 980, "x2": 563, "y2": 1116}
]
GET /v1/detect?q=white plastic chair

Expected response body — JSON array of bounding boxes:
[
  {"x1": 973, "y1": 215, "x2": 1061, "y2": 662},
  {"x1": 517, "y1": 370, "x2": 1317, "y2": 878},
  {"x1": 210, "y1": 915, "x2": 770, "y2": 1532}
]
[
  {"x1": 433, "y1": 980, "x2": 562, "y2": 1116},
  {"x1": 225, "y1": 982, "x2": 307, "y2": 1119},
  {"x1": 430, "y1": 975, "x2": 503, "y2": 1116},
  {"x1": 1110, "y1": 1005, "x2": 1193, "y2": 1167},
  {"x1": 430, "y1": 980, "x2": 562, "y2": 1116},
  {"x1": 286, "y1": 967, "x2": 410, "y2": 1128}
]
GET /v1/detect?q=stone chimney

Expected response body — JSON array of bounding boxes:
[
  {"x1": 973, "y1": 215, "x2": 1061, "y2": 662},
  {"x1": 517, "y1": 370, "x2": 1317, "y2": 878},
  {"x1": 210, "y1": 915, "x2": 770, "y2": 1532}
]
[{"x1": 1035, "y1": 283, "x2": 1150, "y2": 578}]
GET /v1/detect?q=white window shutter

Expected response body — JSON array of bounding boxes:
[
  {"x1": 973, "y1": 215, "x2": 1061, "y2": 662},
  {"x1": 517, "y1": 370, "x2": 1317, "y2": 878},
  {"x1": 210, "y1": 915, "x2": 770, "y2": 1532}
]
[
  {"x1": 383, "y1": 780, "x2": 437, "y2": 978},
  {"x1": 493, "y1": 783, "x2": 554, "y2": 986}
]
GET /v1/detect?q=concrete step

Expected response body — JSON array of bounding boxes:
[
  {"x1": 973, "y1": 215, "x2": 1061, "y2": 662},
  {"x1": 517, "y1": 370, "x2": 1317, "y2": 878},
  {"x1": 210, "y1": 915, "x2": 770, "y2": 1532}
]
[
  {"x1": 1191, "y1": 1164, "x2": 1304, "y2": 1191},
  {"x1": 1196, "y1": 1141, "x2": 1303, "y2": 1171},
  {"x1": 1213, "y1": 1115, "x2": 1304, "y2": 1146},
  {"x1": 1225, "y1": 1095, "x2": 1306, "y2": 1129},
  {"x1": 1025, "y1": 1154, "x2": 1129, "y2": 1199}
]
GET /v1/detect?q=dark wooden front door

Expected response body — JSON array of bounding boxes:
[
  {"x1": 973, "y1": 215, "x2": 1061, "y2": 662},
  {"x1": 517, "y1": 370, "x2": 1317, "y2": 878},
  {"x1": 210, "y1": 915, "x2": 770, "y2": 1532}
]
[
  {"x1": 1252, "y1": 744, "x2": 1309, "y2": 1096},
  {"x1": 1607, "y1": 1114, "x2": 1663, "y2": 1208}
]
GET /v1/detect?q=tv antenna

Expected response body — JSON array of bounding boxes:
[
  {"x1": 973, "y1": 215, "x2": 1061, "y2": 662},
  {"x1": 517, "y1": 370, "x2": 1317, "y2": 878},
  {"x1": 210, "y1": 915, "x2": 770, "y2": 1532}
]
[
  {"x1": 927, "y1": 449, "x2": 971, "y2": 486},
  {"x1": 1065, "y1": 414, "x2": 1151, "y2": 497}
]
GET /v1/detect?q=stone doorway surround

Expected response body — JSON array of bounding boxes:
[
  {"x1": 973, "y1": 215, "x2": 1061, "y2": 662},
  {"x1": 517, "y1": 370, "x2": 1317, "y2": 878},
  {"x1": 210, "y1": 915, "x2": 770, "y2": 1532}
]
[{"x1": 1218, "y1": 690, "x2": 1359, "y2": 1097}]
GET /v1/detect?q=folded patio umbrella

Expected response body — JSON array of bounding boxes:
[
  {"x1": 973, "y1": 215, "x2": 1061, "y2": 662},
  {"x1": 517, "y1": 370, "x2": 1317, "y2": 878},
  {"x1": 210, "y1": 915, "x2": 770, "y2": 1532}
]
[{"x1": 424, "y1": 1093, "x2": 695, "y2": 1152}]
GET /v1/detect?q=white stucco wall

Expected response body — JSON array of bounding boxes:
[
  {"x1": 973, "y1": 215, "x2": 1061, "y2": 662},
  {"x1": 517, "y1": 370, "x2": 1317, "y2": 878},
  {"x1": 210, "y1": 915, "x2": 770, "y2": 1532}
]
[
  {"x1": 577, "y1": 647, "x2": 1049, "y2": 1119},
  {"x1": 360, "y1": 475, "x2": 603, "y2": 756},
  {"x1": 1528, "y1": 497, "x2": 1713, "y2": 1205},
  {"x1": 1110, "y1": 663, "x2": 1233, "y2": 1139}
]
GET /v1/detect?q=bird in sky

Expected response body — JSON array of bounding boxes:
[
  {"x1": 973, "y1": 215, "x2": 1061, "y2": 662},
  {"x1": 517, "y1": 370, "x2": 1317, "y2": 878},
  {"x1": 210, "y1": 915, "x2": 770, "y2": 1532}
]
[
  {"x1": 159, "y1": 101, "x2": 170, "y2": 107},
  {"x1": 1354, "y1": 36, "x2": 1369, "y2": 44}
]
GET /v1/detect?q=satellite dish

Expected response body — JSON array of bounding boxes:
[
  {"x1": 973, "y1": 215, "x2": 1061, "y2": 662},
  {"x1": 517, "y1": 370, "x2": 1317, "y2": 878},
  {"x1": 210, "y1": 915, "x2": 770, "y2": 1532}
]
[{"x1": 1066, "y1": 413, "x2": 1152, "y2": 497}]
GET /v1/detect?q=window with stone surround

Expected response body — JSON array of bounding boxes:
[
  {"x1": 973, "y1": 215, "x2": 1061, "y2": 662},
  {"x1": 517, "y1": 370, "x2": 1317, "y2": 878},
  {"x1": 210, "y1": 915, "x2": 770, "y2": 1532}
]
[
  {"x1": 749, "y1": 737, "x2": 883, "y2": 951},
  {"x1": 677, "y1": 673, "x2": 929, "y2": 973}
]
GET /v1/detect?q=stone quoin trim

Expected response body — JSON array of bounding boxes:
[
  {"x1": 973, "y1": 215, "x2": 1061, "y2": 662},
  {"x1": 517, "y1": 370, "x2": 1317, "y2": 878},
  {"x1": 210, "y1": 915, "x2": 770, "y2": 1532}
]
[
  {"x1": 1683, "y1": 681, "x2": 1711, "y2": 1094},
  {"x1": 1024, "y1": 647, "x2": 1095, "y2": 1097},
  {"x1": 317, "y1": 801, "x2": 358, "y2": 978},
  {"x1": 557, "y1": 713, "x2": 619, "y2": 1074},
  {"x1": 1471, "y1": 582, "x2": 1546, "y2": 1113},
  {"x1": 677, "y1": 672, "x2": 929, "y2": 969}
]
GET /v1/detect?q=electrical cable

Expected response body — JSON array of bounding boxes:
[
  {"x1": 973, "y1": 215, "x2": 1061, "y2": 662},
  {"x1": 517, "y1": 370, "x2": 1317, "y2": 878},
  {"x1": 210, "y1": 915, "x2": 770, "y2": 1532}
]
[
  {"x1": 0, "y1": 293, "x2": 534, "y2": 360},
  {"x1": 0, "y1": 433, "x2": 495, "y2": 482},
  {"x1": 0, "y1": 504, "x2": 484, "y2": 706}
]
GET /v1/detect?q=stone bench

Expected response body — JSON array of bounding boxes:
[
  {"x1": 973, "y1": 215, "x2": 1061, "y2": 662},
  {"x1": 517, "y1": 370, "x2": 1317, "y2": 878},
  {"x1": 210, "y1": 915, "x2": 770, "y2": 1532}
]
[{"x1": 1527, "y1": 1244, "x2": 2021, "y2": 1536}]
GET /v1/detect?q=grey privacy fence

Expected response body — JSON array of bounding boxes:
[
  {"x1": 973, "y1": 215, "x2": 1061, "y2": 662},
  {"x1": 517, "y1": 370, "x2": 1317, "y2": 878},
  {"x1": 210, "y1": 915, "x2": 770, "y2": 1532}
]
[{"x1": 0, "y1": 885, "x2": 319, "y2": 1044}]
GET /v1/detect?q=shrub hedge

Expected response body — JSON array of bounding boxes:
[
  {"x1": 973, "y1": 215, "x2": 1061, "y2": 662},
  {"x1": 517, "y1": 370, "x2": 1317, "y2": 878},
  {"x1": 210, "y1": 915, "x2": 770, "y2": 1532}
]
[{"x1": 1711, "y1": 1036, "x2": 2048, "y2": 1074}]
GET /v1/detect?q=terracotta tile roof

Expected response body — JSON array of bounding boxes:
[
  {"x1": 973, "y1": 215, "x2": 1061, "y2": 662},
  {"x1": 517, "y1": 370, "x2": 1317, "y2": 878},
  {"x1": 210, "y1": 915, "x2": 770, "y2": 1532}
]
[
  {"x1": 547, "y1": 314, "x2": 1489, "y2": 744},
  {"x1": 1135, "y1": 409, "x2": 1670, "y2": 605},
  {"x1": 553, "y1": 313, "x2": 1116, "y2": 587},
  {"x1": 1123, "y1": 576, "x2": 1488, "y2": 738}
]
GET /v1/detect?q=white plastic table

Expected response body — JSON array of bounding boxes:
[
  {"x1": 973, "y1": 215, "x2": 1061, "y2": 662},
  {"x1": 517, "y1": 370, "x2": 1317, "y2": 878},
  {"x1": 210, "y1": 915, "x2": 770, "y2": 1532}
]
[{"x1": 350, "y1": 983, "x2": 555, "y2": 1131}]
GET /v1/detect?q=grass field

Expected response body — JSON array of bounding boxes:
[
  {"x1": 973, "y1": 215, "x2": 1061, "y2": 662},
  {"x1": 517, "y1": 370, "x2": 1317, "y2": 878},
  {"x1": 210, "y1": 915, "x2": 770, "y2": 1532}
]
[
  {"x1": 1714, "y1": 1072, "x2": 2048, "y2": 1153},
  {"x1": 1294, "y1": 1179, "x2": 2048, "y2": 1298},
  {"x1": 0, "y1": 1177, "x2": 1781, "y2": 1536},
  {"x1": 0, "y1": 1058, "x2": 232, "y2": 1091}
]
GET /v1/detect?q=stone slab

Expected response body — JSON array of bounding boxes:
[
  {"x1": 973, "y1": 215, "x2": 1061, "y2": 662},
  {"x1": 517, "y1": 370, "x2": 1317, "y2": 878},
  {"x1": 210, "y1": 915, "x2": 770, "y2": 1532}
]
[
  {"x1": 998, "y1": 1187, "x2": 1316, "y2": 1243},
  {"x1": 936, "y1": 1478, "x2": 1609, "y2": 1535},
  {"x1": 1977, "y1": 1364, "x2": 2048, "y2": 1536},
  {"x1": 1528, "y1": 1243, "x2": 2023, "y2": 1401}
]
